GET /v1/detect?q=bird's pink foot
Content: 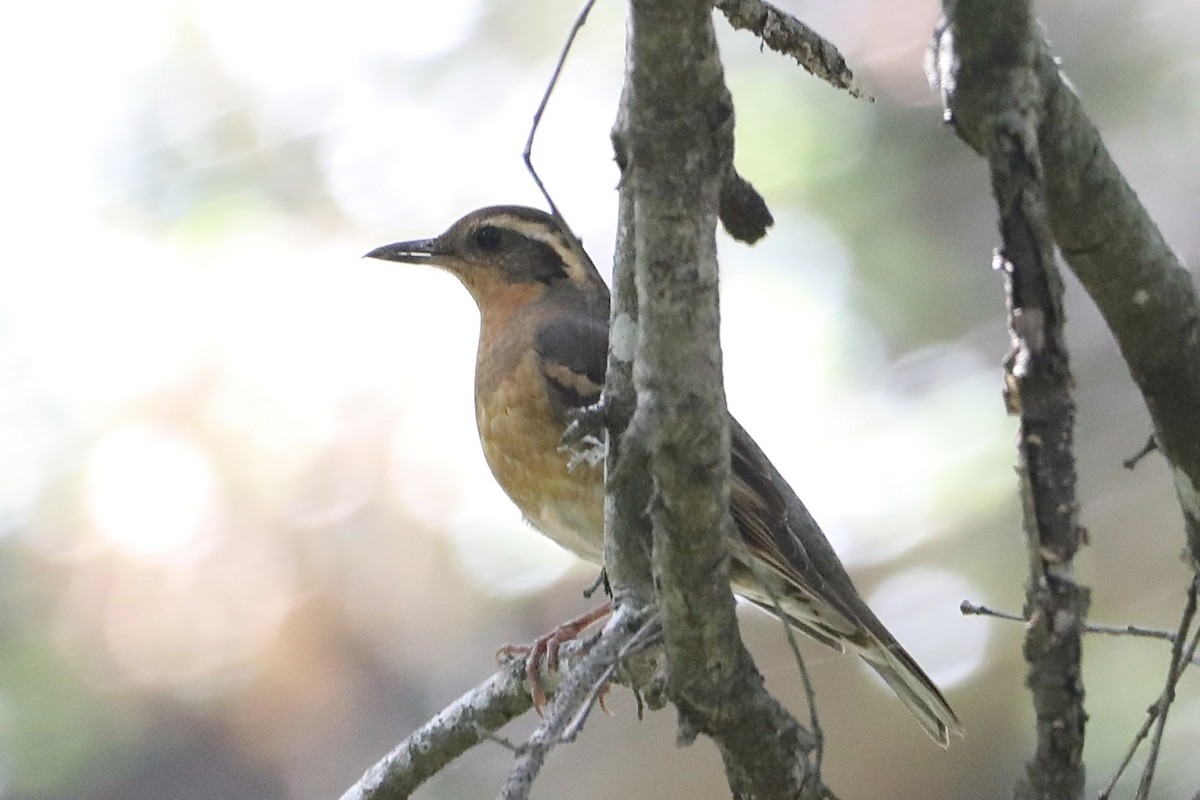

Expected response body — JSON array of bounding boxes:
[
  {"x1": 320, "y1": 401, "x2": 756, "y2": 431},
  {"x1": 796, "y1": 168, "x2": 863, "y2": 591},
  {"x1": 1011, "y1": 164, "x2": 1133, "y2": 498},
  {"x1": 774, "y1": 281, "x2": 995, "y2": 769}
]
[{"x1": 497, "y1": 602, "x2": 613, "y2": 713}]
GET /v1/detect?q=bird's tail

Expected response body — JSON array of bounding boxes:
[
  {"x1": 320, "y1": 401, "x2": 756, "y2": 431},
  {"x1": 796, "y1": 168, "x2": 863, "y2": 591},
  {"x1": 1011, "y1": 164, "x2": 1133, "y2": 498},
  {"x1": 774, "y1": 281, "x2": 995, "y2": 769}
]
[{"x1": 856, "y1": 637, "x2": 964, "y2": 748}]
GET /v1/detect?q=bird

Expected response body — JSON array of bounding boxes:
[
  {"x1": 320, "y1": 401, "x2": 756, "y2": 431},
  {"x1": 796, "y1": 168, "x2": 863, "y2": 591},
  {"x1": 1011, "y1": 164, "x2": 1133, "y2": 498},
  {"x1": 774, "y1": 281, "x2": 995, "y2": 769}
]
[{"x1": 366, "y1": 205, "x2": 963, "y2": 746}]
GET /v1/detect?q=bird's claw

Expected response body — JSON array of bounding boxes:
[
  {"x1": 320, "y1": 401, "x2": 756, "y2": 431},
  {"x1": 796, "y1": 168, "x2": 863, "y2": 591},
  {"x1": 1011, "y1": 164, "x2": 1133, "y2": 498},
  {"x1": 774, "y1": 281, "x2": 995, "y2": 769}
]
[
  {"x1": 561, "y1": 397, "x2": 607, "y2": 444},
  {"x1": 560, "y1": 434, "x2": 606, "y2": 470},
  {"x1": 559, "y1": 397, "x2": 608, "y2": 470}
]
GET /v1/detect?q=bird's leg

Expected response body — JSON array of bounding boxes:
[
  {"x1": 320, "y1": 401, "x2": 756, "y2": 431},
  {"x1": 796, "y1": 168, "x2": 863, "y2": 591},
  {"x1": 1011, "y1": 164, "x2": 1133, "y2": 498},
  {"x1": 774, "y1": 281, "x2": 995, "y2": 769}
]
[{"x1": 497, "y1": 601, "x2": 613, "y2": 713}]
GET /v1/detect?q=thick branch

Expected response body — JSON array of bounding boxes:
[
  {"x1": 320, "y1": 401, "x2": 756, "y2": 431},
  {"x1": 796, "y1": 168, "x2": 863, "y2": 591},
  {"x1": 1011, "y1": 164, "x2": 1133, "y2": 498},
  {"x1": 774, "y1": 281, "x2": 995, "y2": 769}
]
[
  {"x1": 931, "y1": 0, "x2": 1200, "y2": 564},
  {"x1": 929, "y1": 2, "x2": 1088, "y2": 798},
  {"x1": 619, "y1": 0, "x2": 824, "y2": 797},
  {"x1": 606, "y1": 78, "x2": 657, "y2": 612},
  {"x1": 1038, "y1": 57, "x2": 1200, "y2": 564},
  {"x1": 995, "y1": 94, "x2": 1089, "y2": 800}
]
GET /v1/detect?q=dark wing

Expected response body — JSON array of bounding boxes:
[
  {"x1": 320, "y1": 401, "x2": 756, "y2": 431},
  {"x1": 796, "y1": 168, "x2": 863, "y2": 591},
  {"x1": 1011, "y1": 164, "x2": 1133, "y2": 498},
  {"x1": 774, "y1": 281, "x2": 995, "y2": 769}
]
[
  {"x1": 728, "y1": 416, "x2": 962, "y2": 745},
  {"x1": 728, "y1": 417, "x2": 862, "y2": 643},
  {"x1": 534, "y1": 314, "x2": 608, "y2": 419}
]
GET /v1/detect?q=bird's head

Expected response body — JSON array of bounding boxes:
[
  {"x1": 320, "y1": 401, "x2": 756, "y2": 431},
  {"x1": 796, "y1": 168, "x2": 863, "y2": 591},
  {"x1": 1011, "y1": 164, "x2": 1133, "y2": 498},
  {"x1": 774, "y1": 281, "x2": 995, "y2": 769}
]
[{"x1": 365, "y1": 206, "x2": 606, "y2": 310}]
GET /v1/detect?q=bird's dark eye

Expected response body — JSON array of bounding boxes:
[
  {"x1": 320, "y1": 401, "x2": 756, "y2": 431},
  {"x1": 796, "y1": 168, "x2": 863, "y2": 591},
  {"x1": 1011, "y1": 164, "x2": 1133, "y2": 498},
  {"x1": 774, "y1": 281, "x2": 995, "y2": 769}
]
[{"x1": 475, "y1": 225, "x2": 502, "y2": 251}]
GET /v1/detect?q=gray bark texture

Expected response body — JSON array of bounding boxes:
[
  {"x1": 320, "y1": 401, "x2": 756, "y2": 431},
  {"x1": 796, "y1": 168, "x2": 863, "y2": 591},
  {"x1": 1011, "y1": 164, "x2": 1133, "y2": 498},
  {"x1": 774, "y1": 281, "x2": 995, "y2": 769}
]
[
  {"x1": 931, "y1": 0, "x2": 1200, "y2": 564},
  {"x1": 929, "y1": 0, "x2": 1200, "y2": 797},
  {"x1": 608, "y1": 0, "x2": 826, "y2": 797},
  {"x1": 338, "y1": 660, "x2": 537, "y2": 800}
]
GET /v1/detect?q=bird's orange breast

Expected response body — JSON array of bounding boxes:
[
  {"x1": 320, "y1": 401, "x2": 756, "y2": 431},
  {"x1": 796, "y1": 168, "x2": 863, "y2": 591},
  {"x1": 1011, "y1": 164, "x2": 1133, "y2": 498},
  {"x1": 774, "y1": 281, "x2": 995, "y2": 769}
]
[{"x1": 476, "y1": 351, "x2": 605, "y2": 563}]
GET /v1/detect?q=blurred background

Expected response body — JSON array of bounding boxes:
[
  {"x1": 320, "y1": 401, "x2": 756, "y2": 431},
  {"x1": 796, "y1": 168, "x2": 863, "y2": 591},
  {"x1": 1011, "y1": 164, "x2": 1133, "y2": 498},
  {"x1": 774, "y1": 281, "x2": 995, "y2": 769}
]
[{"x1": 2, "y1": 0, "x2": 1199, "y2": 797}]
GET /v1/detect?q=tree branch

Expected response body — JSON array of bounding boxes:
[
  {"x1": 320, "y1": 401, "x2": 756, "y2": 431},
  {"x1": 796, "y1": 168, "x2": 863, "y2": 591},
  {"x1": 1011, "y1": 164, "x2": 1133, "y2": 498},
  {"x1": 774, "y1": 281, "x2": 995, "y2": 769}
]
[
  {"x1": 1098, "y1": 576, "x2": 1200, "y2": 799},
  {"x1": 606, "y1": 66, "x2": 657, "y2": 616},
  {"x1": 962, "y1": 599, "x2": 1200, "y2": 666},
  {"x1": 616, "y1": 0, "x2": 826, "y2": 797},
  {"x1": 498, "y1": 604, "x2": 664, "y2": 800},
  {"x1": 339, "y1": 609, "x2": 665, "y2": 800},
  {"x1": 930, "y1": 0, "x2": 1200, "y2": 567},
  {"x1": 713, "y1": 0, "x2": 867, "y2": 100},
  {"x1": 338, "y1": 658, "x2": 534, "y2": 800},
  {"x1": 928, "y1": 3, "x2": 1088, "y2": 798},
  {"x1": 1038, "y1": 61, "x2": 1200, "y2": 569}
]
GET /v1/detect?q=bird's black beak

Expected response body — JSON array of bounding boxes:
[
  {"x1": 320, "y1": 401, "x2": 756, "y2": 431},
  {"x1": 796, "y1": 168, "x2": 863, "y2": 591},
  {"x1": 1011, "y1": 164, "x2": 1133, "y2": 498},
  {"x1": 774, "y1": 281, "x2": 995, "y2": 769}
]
[{"x1": 364, "y1": 238, "x2": 439, "y2": 263}]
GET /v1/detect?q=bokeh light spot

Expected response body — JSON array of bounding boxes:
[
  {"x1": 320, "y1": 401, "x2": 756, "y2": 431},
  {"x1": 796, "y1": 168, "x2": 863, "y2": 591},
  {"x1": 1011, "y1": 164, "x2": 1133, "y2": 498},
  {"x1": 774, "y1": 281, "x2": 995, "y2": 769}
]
[
  {"x1": 866, "y1": 567, "x2": 987, "y2": 690},
  {"x1": 85, "y1": 423, "x2": 217, "y2": 560}
]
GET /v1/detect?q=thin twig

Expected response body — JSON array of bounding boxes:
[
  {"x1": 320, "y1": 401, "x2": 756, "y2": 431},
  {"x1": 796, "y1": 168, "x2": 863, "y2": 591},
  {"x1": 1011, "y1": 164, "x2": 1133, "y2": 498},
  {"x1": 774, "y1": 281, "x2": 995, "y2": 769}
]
[
  {"x1": 582, "y1": 568, "x2": 609, "y2": 599},
  {"x1": 731, "y1": 535, "x2": 824, "y2": 769},
  {"x1": 781, "y1": 615, "x2": 823, "y2": 771},
  {"x1": 560, "y1": 613, "x2": 664, "y2": 742},
  {"x1": 1135, "y1": 577, "x2": 1199, "y2": 800},
  {"x1": 1097, "y1": 703, "x2": 1160, "y2": 800},
  {"x1": 960, "y1": 601, "x2": 1025, "y2": 624},
  {"x1": 1122, "y1": 435, "x2": 1158, "y2": 470},
  {"x1": 1094, "y1": 577, "x2": 1199, "y2": 799},
  {"x1": 473, "y1": 725, "x2": 526, "y2": 754},
  {"x1": 522, "y1": 0, "x2": 598, "y2": 226},
  {"x1": 962, "y1": 599, "x2": 1200, "y2": 666}
]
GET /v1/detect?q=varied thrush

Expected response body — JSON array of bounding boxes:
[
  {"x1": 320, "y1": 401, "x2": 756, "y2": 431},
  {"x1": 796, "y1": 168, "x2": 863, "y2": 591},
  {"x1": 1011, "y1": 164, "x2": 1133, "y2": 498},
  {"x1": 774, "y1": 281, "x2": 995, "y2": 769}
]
[{"x1": 367, "y1": 205, "x2": 962, "y2": 746}]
